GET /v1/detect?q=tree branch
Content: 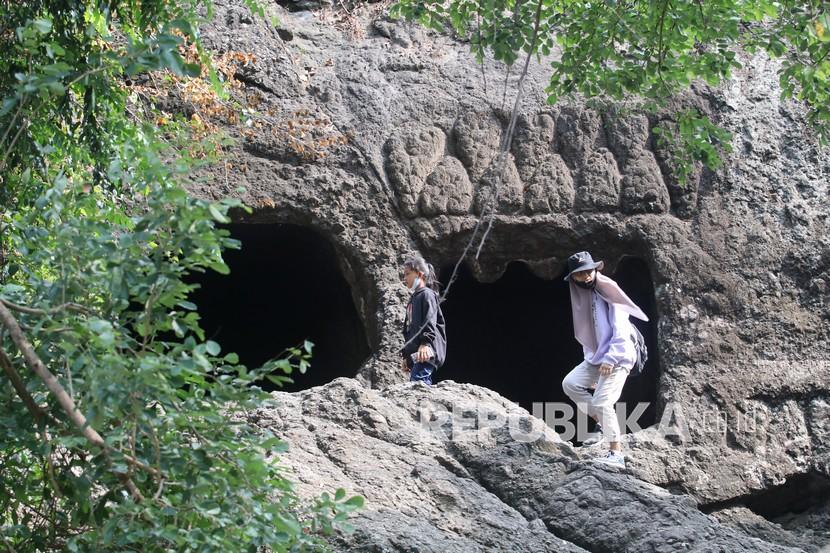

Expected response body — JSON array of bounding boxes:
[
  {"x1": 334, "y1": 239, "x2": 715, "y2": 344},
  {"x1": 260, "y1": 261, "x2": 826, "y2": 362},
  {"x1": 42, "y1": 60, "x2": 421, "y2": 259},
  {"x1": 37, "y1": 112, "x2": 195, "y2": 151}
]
[
  {"x1": 0, "y1": 96, "x2": 26, "y2": 157},
  {"x1": 0, "y1": 344, "x2": 53, "y2": 423},
  {"x1": 0, "y1": 117, "x2": 28, "y2": 172},
  {"x1": 0, "y1": 298, "x2": 92, "y2": 316},
  {"x1": 814, "y1": 44, "x2": 830, "y2": 67},
  {"x1": 0, "y1": 301, "x2": 158, "y2": 501},
  {"x1": 475, "y1": 0, "x2": 545, "y2": 259}
]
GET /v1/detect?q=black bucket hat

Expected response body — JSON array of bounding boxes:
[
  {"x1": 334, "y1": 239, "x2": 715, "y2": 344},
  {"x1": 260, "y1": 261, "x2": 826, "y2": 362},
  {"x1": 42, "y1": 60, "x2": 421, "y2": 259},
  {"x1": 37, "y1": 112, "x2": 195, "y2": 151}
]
[{"x1": 563, "y1": 251, "x2": 604, "y2": 281}]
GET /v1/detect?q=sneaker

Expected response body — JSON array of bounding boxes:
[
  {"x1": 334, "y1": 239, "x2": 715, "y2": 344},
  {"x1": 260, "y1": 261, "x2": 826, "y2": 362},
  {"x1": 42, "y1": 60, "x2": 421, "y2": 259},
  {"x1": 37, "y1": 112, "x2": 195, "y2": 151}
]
[
  {"x1": 582, "y1": 425, "x2": 604, "y2": 446},
  {"x1": 592, "y1": 450, "x2": 625, "y2": 468}
]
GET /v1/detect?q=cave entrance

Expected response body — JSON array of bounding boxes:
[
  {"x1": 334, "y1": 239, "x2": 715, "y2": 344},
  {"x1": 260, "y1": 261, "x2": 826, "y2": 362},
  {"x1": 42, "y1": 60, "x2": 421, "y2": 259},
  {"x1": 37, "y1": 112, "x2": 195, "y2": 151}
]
[
  {"x1": 437, "y1": 257, "x2": 659, "y2": 436},
  {"x1": 703, "y1": 471, "x2": 830, "y2": 549},
  {"x1": 188, "y1": 223, "x2": 371, "y2": 392},
  {"x1": 744, "y1": 471, "x2": 830, "y2": 520}
]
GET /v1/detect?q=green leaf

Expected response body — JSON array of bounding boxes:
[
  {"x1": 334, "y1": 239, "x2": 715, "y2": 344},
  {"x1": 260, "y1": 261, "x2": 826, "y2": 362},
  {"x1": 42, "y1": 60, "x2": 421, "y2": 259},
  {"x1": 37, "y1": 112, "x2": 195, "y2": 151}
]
[
  {"x1": 208, "y1": 204, "x2": 230, "y2": 223},
  {"x1": 169, "y1": 18, "x2": 196, "y2": 37},
  {"x1": 209, "y1": 261, "x2": 231, "y2": 275},
  {"x1": 205, "y1": 340, "x2": 221, "y2": 356},
  {"x1": 33, "y1": 18, "x2": 52, "y2": 34},
  {"x1": 0, "y1": 97, "x2": 17, "y2": 117},
  {"x1": 274, "y1": 514, "x2": 302, "y2": 535},
  {"x1": 171, "y1": 319, "x2": 185, "y2": 337},
  {"x1": 181, "y1": 62, "x2": 201, "y2": 79},
  {"x1": 344, "y1": 496, "x2": 365, "y2": 508},
  {"x1": 266, "y1": 374, "x2": 294, "y2": 386}
]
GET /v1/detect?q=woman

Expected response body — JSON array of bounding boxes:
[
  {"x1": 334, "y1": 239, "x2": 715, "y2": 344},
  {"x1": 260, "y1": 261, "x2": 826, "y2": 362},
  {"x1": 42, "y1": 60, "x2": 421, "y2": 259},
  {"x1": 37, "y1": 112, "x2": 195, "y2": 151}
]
[
  {"x1": 561, "y1": 251, "x2": 649, "y2": 468},
  {"x1": 400, "y1": 256, "x2": 447, "y2": 385}
]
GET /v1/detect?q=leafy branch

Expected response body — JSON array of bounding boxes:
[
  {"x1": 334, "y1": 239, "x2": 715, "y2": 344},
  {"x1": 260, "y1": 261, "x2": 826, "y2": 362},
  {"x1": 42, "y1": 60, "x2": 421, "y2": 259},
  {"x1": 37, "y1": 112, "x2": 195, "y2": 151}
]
[
  {"x1": 392, "y1": 0, "x2": 830, "y2": 184},
  {"x1": 0, "y1": 2, "x2": 362, "y2": 550}
]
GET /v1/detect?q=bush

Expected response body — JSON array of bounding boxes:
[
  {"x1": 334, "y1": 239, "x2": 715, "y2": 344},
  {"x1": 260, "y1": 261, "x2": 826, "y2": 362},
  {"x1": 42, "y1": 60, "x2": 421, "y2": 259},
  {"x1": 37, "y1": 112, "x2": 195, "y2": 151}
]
[{"x1": 0, "y1": 2, "x2": 361, "y2": 550}]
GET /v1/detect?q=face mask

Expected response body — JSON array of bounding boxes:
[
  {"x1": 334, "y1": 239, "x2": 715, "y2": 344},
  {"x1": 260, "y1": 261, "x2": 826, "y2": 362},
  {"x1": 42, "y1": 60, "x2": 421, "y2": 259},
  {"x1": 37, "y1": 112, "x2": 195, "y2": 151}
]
[
  {"x1": 573, "y1": 272, "x2": 597, "y2": 290},
  {"x1": 409, "y1": 276, "x2": 422, "y2": 292}
]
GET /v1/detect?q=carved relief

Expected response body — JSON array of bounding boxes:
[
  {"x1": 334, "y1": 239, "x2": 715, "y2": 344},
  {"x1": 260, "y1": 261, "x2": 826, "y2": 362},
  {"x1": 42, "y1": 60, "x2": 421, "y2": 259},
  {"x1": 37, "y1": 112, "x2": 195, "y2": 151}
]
[
  {"x1": 452, "y1": 111, "x2": 502, "y2": 182},
  {"x1": 525, "y1": 155, "x2": 575, "y2": 214},
  {"x1": 604, "y1": 112, "x2": 670, "y2": 215},
  {"x1": 620, "y1": 151, "x2": 671, "y2": 214},
  {"x1": 574, "y1": 149, "x2": 622, "y2": 212},
  {"x1": 512, "y1": 112, "x2": 556, "y2": 184},
  {"x1": 474, "y1": 154, "x2": 524, "y2": 214},
  {"x1": 384, "y1": 108, "x2": 683, "y2": 220},
  {"x1": 556, "y1": 107, "x2": 604, "y2": 166},
  {"x1": 385, "y1": 126, "x2": 445, "y2": 218},
  {"x1": 420, "y1": 156, "x2": 473, "y2": 216}
]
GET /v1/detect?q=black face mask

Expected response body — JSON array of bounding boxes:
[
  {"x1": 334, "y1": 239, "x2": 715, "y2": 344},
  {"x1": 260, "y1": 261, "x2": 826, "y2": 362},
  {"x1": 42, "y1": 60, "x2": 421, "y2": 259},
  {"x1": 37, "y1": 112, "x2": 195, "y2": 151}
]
[{"x1": 573, "y1": 273, "x2": 597, "y2": 290}]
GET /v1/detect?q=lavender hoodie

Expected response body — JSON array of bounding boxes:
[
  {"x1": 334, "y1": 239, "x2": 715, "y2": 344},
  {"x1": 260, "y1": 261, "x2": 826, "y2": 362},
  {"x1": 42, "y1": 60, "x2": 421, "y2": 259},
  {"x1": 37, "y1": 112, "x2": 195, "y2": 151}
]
[{"x1": 569, "y1": 273, "x2": 649, "y2": 368}]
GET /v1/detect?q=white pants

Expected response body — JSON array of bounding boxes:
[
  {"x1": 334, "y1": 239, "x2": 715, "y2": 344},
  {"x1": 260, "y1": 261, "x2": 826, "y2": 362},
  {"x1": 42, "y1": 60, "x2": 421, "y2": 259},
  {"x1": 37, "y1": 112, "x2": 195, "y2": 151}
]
[{"x1": 562, "y1": 360, "x2": 629, "y2": 443}]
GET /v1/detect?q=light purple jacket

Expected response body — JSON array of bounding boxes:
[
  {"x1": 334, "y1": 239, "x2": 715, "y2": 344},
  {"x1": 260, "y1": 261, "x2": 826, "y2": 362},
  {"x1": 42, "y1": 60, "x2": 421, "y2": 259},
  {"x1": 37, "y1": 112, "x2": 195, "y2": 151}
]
[
  {"x1": 583, "y1": 293, "x2": 636, "y2": 367},
  {"x1": 570, "y1": 274, "x2": 649, "y2": 368}
]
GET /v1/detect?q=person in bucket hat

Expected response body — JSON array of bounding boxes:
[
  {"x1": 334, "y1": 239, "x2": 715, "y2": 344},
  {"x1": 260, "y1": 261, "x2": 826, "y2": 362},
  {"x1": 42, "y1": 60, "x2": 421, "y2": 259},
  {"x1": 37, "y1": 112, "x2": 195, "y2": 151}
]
[{"x1": 561, "y1": 251, "x2": 649, "y2": 468}]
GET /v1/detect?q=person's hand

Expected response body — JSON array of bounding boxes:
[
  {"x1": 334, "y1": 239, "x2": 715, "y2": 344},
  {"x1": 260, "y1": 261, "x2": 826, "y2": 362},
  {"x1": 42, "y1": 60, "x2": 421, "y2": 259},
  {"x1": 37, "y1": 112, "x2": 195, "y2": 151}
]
[
  {"x1": 416, "y1": 344, "x2": 433, "y2": 362},
  {"x1": 599, "y1": 363, "x2": 614, "y2": 376}
]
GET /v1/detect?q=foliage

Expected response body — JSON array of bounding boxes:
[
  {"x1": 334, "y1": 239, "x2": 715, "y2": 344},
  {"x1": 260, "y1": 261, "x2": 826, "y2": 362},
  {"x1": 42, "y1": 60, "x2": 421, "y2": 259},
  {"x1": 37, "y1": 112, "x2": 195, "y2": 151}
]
[
  {"x1": 0, "y1": 1, "x2": 362, "y2": 551},
  {"x1": 391, "y1": 0, "x2": 830, "y2": 181}
]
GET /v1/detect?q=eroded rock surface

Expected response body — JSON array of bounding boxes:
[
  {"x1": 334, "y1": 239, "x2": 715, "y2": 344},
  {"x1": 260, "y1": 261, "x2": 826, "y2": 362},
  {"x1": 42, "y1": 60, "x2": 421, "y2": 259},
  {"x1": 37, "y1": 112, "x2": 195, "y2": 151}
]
[
  {"x1": 250, "y1": 379, "x2": 803, "y2": 552},
  {"x1": 191, "y1": 0, "x2": 830, "y2": 548}
]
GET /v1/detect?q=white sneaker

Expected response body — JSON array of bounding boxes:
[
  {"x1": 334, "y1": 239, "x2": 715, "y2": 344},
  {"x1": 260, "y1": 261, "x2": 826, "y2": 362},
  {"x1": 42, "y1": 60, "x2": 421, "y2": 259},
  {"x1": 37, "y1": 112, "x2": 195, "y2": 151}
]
[
  {"x1": 582, "y1": 425, "x2": 604, "y2": 446},
  {"x1": 592, "y1": 450, "x2": 625, "y2": 468}
]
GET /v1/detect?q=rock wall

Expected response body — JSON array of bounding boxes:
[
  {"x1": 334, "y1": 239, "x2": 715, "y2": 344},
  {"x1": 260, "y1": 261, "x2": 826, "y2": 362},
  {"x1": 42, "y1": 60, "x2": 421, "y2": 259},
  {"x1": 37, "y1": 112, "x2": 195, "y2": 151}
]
[
  {"x1": 249, "y1": 378, "x2": 804, "y2": 552},
  {"x1": 191, "y1": 1, "x2": 830, "y2": 549}
]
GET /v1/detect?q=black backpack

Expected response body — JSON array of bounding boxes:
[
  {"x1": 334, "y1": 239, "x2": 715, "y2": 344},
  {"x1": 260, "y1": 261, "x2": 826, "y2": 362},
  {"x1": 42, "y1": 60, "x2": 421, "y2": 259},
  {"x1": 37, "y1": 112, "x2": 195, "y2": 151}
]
[{"x1": 630, "y1": 325, "x2": 648, "y2": 376}]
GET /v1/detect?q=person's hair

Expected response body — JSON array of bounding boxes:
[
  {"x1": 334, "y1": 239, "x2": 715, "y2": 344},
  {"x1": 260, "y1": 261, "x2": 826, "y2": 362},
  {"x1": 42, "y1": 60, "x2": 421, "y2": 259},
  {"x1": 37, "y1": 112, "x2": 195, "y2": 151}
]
[{"x1": 403, "y1": 256, "x2": 440, "y2": 292}]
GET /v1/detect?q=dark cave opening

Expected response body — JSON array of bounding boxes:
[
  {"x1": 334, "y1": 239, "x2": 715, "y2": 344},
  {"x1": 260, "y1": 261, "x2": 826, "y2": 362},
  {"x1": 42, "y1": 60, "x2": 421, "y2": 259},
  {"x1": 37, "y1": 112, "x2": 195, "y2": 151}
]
[
  {"x1": 744, "y1": 471, "x2": 830, "y2": 520},
  {"x1": 188, "y1": 223, "x2": 371, "y2": 392},
  {"x1": 701, "y1": 471, "x2": 830, "y2": 548},
  {"x1": 437, "y1": 257, "x2": 659, "y2": 437}
]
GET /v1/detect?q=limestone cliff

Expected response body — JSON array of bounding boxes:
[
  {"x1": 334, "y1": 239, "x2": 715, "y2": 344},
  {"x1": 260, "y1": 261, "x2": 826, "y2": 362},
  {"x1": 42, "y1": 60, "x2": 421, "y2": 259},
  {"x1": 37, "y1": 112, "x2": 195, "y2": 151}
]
[{"x1": 187, "y1": 1, "x2": 830, "y2": 550}]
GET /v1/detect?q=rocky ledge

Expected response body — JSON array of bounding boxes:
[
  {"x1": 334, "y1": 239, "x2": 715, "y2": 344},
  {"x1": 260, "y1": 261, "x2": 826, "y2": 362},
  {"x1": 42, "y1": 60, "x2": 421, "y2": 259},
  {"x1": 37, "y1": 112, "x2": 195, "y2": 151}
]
[{"x1": 246, "y1": 378, "x2": 824, "y2": 552}]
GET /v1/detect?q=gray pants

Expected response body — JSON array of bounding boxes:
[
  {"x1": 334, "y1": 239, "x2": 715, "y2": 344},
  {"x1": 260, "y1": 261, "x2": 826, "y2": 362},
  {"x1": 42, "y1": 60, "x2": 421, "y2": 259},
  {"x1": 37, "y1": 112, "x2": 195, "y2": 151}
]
[{"x1": 562, "y1": 360, "x2": 630, "y2": 443}]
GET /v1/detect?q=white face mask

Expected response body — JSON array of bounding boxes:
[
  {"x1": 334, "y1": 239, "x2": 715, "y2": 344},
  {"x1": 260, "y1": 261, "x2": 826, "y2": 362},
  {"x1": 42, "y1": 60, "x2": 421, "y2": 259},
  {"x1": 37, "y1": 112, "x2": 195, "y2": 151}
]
[{"x1": 409, "y1": 276, "x2": 422, "y2": 292}]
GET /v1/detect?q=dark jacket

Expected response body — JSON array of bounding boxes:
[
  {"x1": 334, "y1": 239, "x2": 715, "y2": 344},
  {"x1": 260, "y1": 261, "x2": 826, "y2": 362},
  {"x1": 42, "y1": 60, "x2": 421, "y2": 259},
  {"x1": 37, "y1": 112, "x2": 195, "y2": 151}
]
[{"x1": 401, "y1": 287, "x2": 447, "y2": 369}]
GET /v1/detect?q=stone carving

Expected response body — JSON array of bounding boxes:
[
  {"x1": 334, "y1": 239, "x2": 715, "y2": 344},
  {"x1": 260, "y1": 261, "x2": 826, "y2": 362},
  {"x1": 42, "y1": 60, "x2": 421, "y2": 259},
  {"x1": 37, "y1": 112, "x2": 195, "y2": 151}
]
[
  {"x1": 574, "y1": 149, "x2": 622, "y2": 212},
  {"x1": 604, "y1": 112, "x2": 651, "y2": 167},
  {"x1": 655, "y1": 141, "x2": 701, "y2": 218},
  {"x1": 474, "y1": 154, "x2": 524, "y2": 214},
  {"x1": 605, "y1": 112, "x2": 671, "y2": 215},
  {"x1": 512, "y1": 112, "x2": 576, "y2": 214},
  {"x1": 556, "y1": 106, "x2": 604, "y2": 166},
  {"x1": 525, "y1": 155, "x2": 575, "y2": 214},
  {"x1": 620, "y1": 151, "x2": 671, "y2": 214},
  {"x1": 555, "y1": 107, "x2": 625, "y2": 213},
  {"x1": 420, "y1": 156, "x2": 474, "y2": 216},
  {"x1": 385, "y1": 109, "x2": 678, "y2": 218},
  {"x1": 512, "y1": 112, "x2": 557, "y2": 184},
  {"x1": 385, "y1": 126, "x2": 446, "y2": 218},
  {"x1": 452, "y1": 111, "x2": 502, "y2": 182}
]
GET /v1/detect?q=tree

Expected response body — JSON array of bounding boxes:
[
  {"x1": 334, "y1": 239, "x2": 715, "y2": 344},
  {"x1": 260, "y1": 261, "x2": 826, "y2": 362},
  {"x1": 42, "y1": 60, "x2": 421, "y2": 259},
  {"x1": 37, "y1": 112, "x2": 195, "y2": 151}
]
[
  {"x1": 0, "y1": 1, "x2": 360, "y2": 551},
  {"x1": 392, "y1": 0, "x2": 830, "y2": 180}
]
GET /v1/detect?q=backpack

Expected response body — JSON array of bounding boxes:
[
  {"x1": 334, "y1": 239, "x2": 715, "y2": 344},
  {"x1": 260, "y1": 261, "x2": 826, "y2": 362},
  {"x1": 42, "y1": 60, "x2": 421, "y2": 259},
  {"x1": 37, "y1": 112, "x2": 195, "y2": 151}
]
[{"x1": 630, "y1": 325, "x2": 648, "y2": 376}]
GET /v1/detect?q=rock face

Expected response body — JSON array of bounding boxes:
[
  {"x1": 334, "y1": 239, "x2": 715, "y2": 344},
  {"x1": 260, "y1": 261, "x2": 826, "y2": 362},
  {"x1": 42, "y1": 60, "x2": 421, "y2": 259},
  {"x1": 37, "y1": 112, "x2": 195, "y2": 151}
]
[
  {"x1": 192, "y1": 0, "x2": 830, "y2": 549},
  {"x1": 250, "y1": 378, "x2": 802, "y2": 552}
]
